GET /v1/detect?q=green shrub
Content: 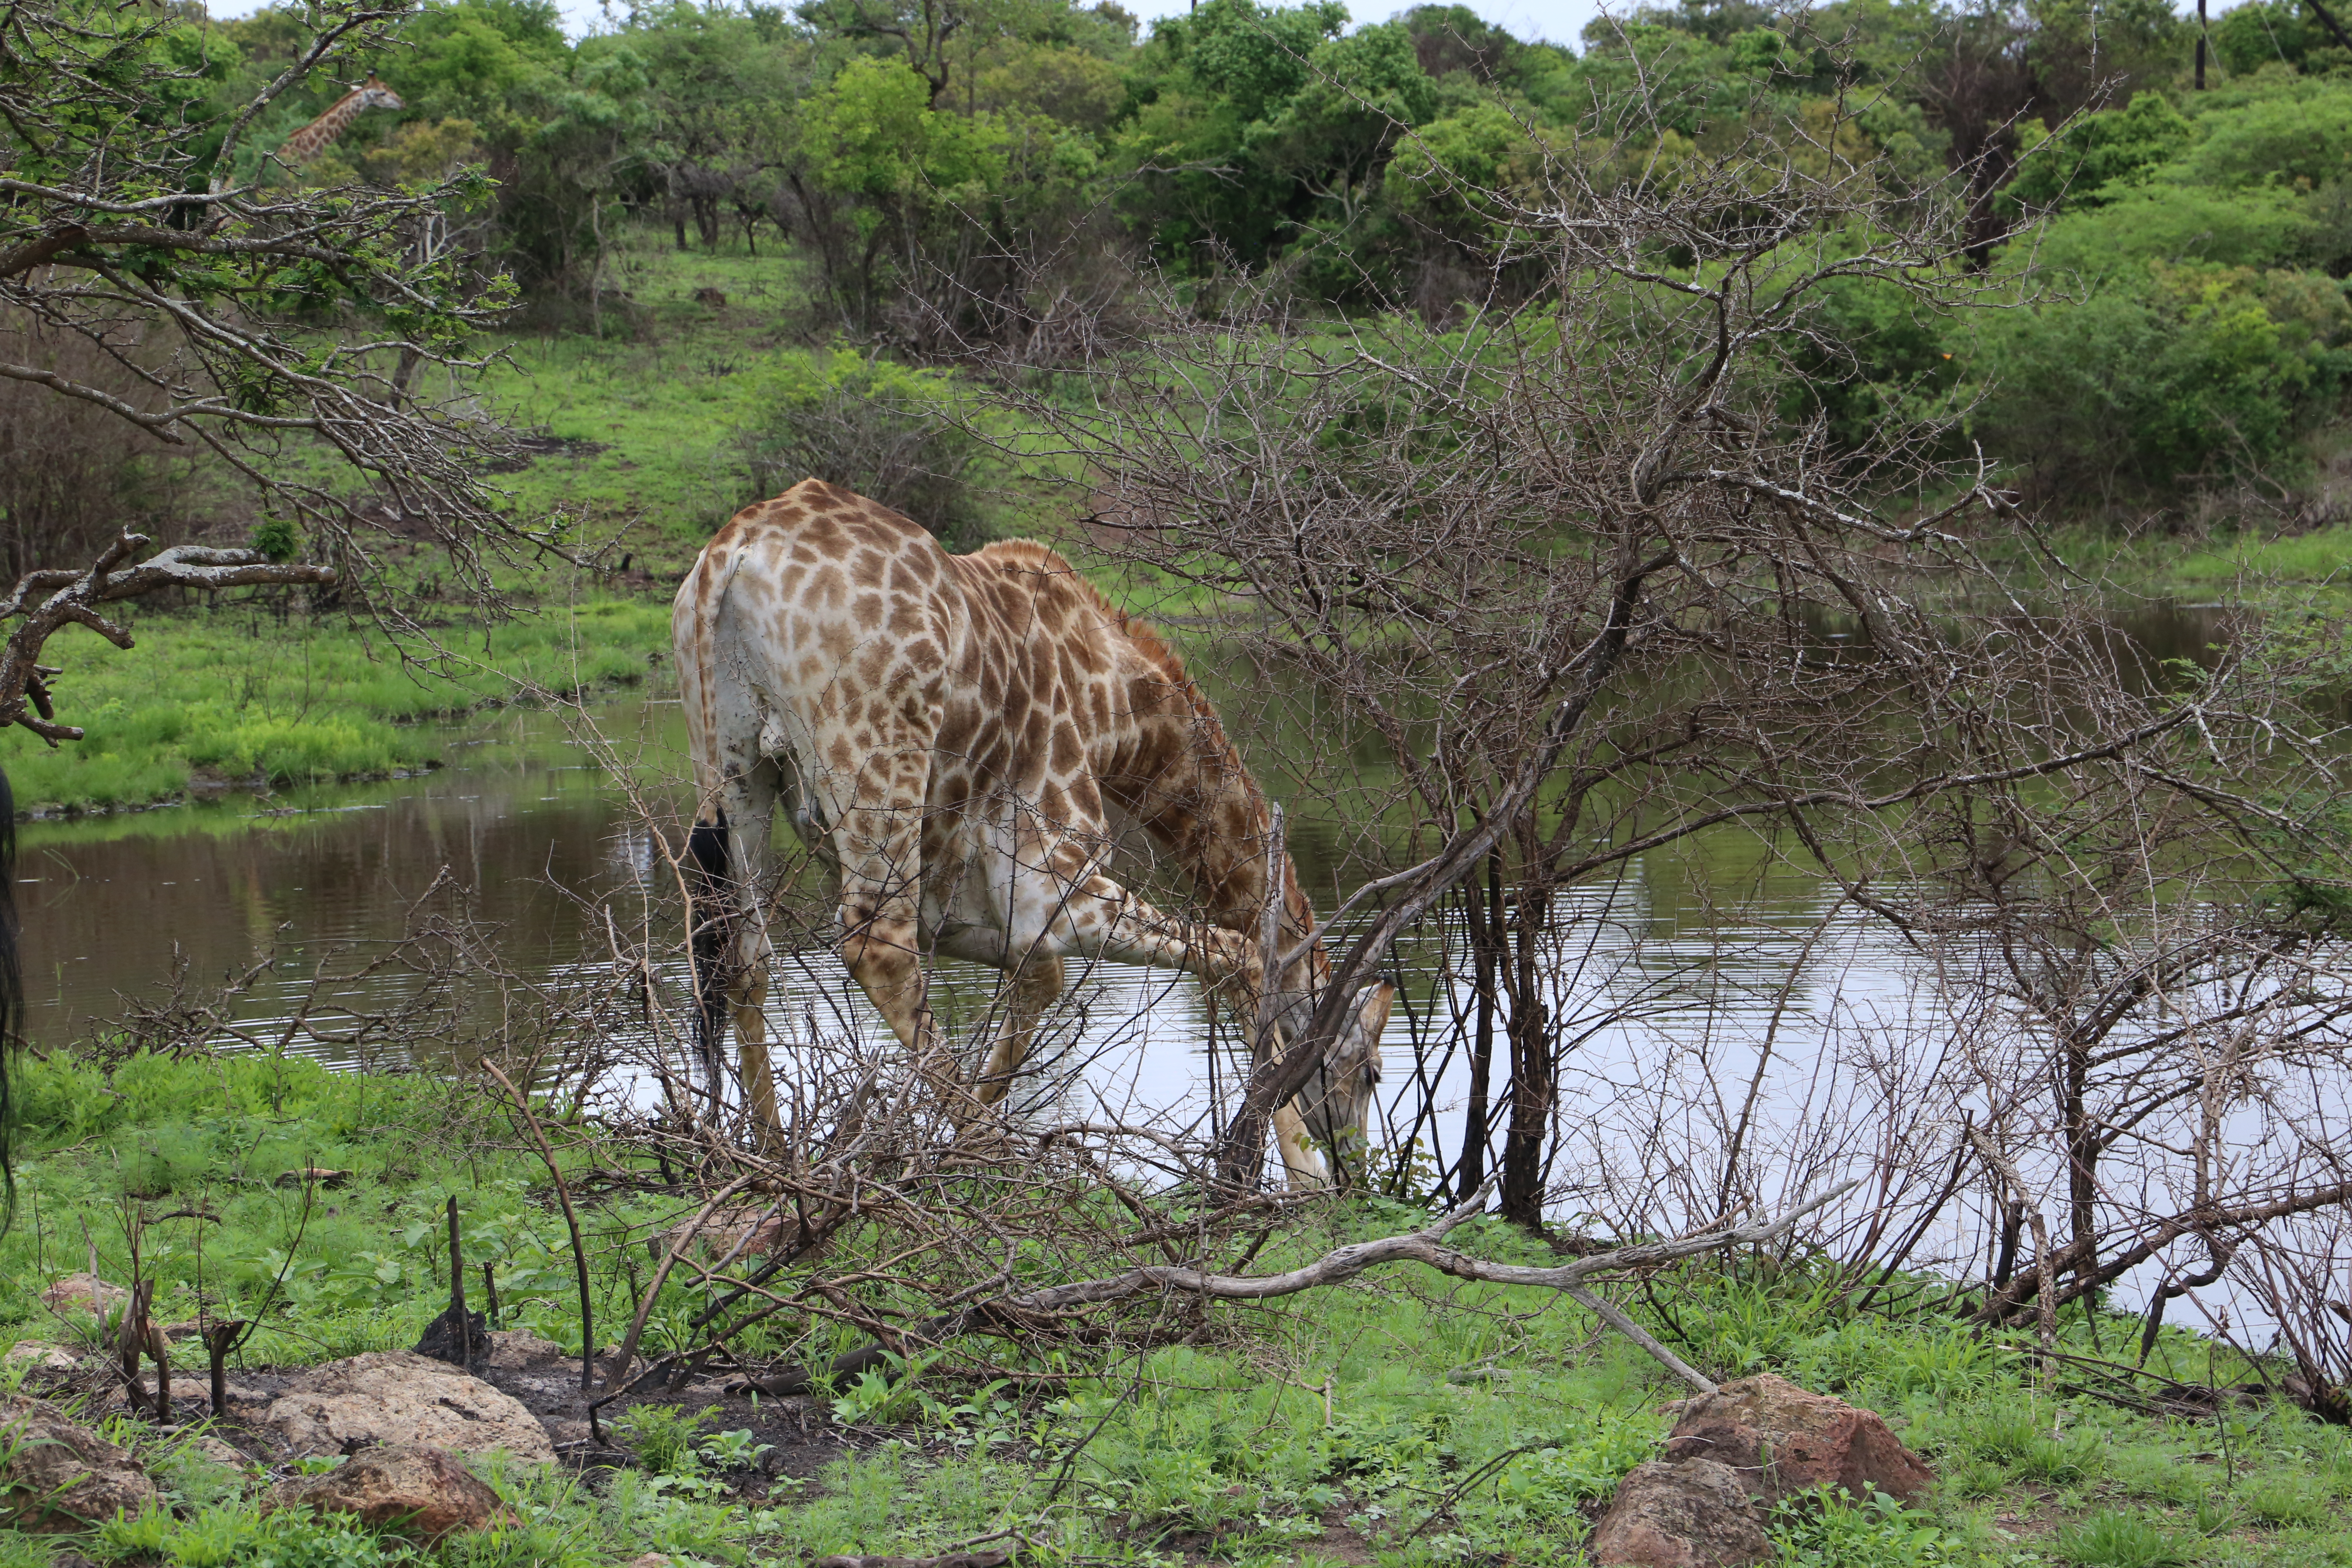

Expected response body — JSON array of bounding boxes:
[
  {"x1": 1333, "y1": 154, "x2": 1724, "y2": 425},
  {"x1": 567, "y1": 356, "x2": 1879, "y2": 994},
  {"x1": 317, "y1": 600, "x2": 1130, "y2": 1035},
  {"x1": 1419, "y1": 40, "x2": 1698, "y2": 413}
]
[
  {"x1": 734, "y1": 355, "x2": 992, "y2": 547},
  {"x1": 2006, "y1": 91, "x2": 2192, "y2": 214},
  {"x1": 1972, "y1": 257, "x2": 2352, "y2": 502}
]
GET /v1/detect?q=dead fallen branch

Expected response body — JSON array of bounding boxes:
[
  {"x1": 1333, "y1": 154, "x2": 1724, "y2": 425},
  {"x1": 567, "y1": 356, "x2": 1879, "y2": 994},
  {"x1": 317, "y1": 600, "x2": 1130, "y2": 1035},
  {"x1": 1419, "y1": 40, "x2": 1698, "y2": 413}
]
[{"x1": 744, "y1": 1176, "x2": 1861, "y2": 1398}]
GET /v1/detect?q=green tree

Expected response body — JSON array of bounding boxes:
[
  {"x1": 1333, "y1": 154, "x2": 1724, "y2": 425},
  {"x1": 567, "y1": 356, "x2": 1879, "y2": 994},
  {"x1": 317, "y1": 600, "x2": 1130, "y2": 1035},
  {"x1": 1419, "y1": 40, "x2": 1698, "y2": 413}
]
[
  {"x1": 2005, "y1": 90, "x2": 2192, "y2": 213},
  {"x1": 0, "y1": 0, "x2": 540, "y2": 732}
]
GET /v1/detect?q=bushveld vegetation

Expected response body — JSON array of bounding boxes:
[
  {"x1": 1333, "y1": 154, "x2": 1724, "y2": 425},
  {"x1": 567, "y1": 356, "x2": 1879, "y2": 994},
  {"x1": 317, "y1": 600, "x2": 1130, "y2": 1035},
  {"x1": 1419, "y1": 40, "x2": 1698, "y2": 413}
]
[{"x1": 11, "y1": 0, "x2": 2352, "y2": 1565}]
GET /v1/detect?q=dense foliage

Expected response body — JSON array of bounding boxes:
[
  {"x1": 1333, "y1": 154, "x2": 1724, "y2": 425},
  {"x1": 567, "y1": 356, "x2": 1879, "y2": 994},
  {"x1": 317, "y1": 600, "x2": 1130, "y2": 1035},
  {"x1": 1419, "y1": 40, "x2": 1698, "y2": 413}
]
[
  {"x1": 9, "y1": 0, "x2": 2352, "y2": 535},
  {"x1": 148, "y1": 0, "x2": 2340, "y2": 521}
]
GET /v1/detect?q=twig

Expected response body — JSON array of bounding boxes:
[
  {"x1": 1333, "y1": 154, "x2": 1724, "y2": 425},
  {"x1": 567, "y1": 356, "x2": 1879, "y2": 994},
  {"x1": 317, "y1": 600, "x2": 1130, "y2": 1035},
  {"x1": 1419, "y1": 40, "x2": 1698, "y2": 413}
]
[{"x1": 480, "y1": 1060, "x2": 596, "y2": 1392}]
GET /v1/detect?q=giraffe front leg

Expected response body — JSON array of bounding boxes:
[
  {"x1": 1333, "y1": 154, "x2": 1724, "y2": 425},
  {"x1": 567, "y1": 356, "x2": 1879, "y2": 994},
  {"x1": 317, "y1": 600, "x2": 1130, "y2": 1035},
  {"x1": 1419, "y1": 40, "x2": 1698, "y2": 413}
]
[
  {"x1": 832, "y1": 772, "x2": 985, "y2": 1119},
  {"x1": 974, "y1": 952, "x2": 1065, "y2": 1109}
]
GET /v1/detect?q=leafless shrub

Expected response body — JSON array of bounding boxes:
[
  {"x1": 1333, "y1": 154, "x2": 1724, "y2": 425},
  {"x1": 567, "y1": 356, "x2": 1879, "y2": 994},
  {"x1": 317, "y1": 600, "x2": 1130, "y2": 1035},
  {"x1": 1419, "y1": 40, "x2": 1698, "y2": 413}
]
[{"x1": 0, "y1": 309, "x2": 226, "y2": 581}]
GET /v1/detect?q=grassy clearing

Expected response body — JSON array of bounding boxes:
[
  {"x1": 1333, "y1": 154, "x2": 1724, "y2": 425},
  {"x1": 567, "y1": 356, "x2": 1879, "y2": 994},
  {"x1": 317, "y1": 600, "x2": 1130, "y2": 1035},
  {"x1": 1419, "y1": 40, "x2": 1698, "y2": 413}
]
[
  {"x1": 0, "y1": 599, "x2": 671, "y2": 815},
  {"x1": 2013, "y1": 523, "x2": 2352, "y2": 600},
  {"x1": 468, "y1": 228, "x2": 1106, "y2": 560},
  {"x1": 0, "y1": 1053, "x2": 2346, "y2": 1566}
]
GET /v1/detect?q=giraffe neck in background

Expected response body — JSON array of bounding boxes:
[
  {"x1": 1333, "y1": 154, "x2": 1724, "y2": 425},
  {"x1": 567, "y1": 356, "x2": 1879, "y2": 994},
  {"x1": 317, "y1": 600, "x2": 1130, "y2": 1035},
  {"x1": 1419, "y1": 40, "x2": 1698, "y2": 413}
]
[{"x1": 288, "y1": 91, "x2": 365, "y2": 162}]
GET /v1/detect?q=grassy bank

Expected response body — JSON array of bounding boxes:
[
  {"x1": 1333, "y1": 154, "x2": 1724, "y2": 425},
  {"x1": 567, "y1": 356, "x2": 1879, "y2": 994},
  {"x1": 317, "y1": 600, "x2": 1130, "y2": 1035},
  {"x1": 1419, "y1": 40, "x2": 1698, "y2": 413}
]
[
  {"x1": 0, "y1": 1053, "x2": 2346, "y2": 1566},
  {"x1": 0, "y1": 600, "x2": 671, "y2": 815}
]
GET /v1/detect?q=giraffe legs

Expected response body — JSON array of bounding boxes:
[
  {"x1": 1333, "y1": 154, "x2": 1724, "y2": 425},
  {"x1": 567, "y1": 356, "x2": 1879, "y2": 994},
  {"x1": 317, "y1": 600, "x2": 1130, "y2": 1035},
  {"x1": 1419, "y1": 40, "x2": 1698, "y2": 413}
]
[
  {"x1": 971, "y1": 841, "x2": 1332, "y2": 1187},
  {"x1": 714, "y1": 763, "x2": 785, "y2": 1147},
  {"x1": 973, "y1": 952, "x2": 1065, "y2": 1109}
]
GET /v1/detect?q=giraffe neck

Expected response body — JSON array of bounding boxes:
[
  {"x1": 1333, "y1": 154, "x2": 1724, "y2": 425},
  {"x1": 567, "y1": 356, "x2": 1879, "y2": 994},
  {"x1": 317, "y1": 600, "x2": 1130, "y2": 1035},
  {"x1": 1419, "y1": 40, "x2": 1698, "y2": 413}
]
[
  {"x1": 1109, "y1": 673, "x2": 1320, "y2": 956},
  {"x1": 287, "y1": 90, "x2": 366, "y2": 163}
]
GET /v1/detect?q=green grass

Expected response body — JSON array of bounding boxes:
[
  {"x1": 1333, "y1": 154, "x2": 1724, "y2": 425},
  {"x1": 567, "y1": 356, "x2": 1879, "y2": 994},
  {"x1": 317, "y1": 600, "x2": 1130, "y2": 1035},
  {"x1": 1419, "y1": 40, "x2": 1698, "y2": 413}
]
[
  {"x1": 0, "y1": 597, "x2": 671, "y2": 814},
  {"x1": 2009, "y1": 520, "x2": 2352, "y2": 599},
  {"x1": 0, "y1": 1052, "x2": 2348, "y2": 1565},
  {"x1": 477, "y1": 238, "x2": 805, "y2": 547},
  {"x1": 468, "y1": 226, "x2": 1100, "y2": 555}
]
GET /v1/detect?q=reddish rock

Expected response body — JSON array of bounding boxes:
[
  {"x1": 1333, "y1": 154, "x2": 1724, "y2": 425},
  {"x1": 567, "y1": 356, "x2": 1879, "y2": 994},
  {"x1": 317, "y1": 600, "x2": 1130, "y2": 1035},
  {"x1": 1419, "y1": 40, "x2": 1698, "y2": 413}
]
[
  {"x1": 0, "y1": 1395, "x2": 156, "y2": 1531},
  {"x1": 271, "y1": 1444, "x2": 505, "y2": 1540},
  {"x1": 38, "y1": 1274, "x2": 126, "y2": 1323},
  {"x1": 1662, "y1": 1375, "x2": 1933, "y2": 1506},
  {"x1": 1589, "y1": 1458, "x2": 1770, "y2": 1568}
]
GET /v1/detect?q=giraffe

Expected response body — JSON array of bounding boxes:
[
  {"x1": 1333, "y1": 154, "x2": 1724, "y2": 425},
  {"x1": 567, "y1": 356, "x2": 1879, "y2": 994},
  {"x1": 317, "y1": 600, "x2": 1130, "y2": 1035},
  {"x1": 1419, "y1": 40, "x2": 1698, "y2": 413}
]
[
  {"x1": 674, "y1": 480, "x2": 1397, "y2": 1186},
  {"x1": 280, "y1": 77, "x2": 405, "y2": 167}
]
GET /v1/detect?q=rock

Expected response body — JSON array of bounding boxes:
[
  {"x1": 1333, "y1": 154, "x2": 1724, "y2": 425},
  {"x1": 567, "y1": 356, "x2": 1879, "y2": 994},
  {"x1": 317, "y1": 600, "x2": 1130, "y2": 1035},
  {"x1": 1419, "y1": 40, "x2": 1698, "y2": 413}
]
[
  {"x1": 192, "y1": 1436, "x2": 249, "y2": 1470},
  {"x1": 262, "y1": 1351, "x2": 556, "y2": 1465},
  {"x1": 270, "y1": 1443, "x2": 505, "y2": 1540},
  {"x1": 0, "y1": 1394, "x2": 157, "y2": 1531},
  {"x1": 5, "y1": 1342, "x2": 77, "y2": 1371},
  {"x1": 480, "y1": 1329, "x2": 569, "y2": 1372},
  {"x1": 39, "y1": 1274, "x2": 126, "y2": 1321},
  {"x1": 1589, "y1": 1458, "x2": 1770, "y2": 1568},
  {"x1": 647, "y1": 1206, "x2": 786, "y2": 1264},
  {"x1": 1662, "y1": 1375, "x2": 1933, "y2": 1507}
]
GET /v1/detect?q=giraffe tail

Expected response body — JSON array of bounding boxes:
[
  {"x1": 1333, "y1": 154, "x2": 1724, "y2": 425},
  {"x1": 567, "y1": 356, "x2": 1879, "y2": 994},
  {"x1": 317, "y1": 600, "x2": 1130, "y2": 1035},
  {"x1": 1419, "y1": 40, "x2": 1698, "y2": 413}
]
[{"x1": 686, "y1": 810, "x2": 730, "y2": 1071}]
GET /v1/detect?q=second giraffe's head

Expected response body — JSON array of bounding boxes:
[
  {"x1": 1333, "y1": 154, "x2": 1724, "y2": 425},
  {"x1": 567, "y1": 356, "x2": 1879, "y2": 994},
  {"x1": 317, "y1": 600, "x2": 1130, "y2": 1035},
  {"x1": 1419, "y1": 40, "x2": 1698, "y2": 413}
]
[{"x1": 357, "y1": 77, "x2": 405, "y2": 110}]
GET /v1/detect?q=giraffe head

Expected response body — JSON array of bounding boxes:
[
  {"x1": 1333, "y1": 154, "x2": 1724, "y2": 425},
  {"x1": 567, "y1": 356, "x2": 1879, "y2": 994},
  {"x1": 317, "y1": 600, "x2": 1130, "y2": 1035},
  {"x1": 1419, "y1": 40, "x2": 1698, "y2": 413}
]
[
  {"x1": 356, "y1": 77, "x2": 405, "y2": 112},
  {"x1": 1267, "y1": 954, "x2": 1397, "y2": 1176}
]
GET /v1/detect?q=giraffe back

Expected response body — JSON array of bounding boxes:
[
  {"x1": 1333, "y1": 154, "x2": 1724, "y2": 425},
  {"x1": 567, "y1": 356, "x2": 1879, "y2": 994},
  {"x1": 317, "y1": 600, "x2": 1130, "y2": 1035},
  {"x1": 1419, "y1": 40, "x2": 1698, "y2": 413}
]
[{"x1": 674, "y1": 479, "x2": 1193, "y2": 854}]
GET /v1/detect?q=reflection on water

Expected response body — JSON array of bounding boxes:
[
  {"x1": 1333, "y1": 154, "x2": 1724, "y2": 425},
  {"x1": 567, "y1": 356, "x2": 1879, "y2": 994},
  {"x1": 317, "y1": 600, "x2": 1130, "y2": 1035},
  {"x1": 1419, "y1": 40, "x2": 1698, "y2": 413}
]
[{"x1": 19, "y1": 704, "x2": 667, "y2": 1049}]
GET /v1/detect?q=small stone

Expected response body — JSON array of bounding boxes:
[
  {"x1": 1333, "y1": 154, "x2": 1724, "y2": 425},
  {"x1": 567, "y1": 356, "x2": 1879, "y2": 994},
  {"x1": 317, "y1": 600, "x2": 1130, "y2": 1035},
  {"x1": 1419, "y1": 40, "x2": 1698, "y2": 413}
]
[
  {"x1": 270, "y1": 1443, "x2": 503, "y2": 1540},
  {"x1": 5, "y1": 1341, "x2": 77, "y2": 1371},
  {"x1": 1662, "y1": 1374, "x2": 1934, "y2": 1506},
  {"x1": 192, "y1": 1436, "x2": 248, "y2": 1470},
  {"x1": 1589, "y1": 1458, "x2": 1770, "y2": 1568},
  {"x1": 39, "y1": 1274, "x2": 126, "y2": 1321},
  {"x1": 263, "y1": 1350, "x2": 555, "y2": 1464},
  {"x1": 0, "y1": 1394, "x2": 157, "y2": 1531}
]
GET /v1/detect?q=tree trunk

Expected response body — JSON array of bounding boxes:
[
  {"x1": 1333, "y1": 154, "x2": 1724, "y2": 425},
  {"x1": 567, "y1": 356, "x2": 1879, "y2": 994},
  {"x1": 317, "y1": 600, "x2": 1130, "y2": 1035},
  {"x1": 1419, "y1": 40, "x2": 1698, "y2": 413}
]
[
  {"x1": 1499, "y1": 848, "x2": 1555, "y2": 1230},
  {"x1": 1455, "y1": 851, "x2": 1502, "y2": 1201},
  {"x1": 2063, "y1": 1037, "x2": 2100, "y2": 1297}
]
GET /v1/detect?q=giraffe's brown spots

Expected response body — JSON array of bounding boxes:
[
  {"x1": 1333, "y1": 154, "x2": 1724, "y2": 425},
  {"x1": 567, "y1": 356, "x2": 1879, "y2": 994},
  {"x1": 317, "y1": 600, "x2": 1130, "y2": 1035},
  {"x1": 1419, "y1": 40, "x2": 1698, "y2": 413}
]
[{"x1": 1046, "y1": 719, "x2": 1079, "y2": 773}]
